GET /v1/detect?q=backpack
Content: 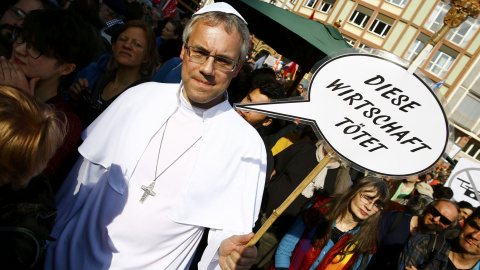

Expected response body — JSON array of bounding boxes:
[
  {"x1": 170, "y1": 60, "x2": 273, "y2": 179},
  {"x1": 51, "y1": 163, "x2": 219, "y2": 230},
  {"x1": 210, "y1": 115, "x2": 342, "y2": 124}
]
[{"x1": 418, "y1": 234, "x2": 446, "y2": 270}]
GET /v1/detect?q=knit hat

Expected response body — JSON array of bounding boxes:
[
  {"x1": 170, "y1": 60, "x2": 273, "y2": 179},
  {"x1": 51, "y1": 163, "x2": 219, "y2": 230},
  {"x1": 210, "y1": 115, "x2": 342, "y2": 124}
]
[
  {"x1": 415, "y1": 182, "x2": 434, "y2": 198},
  {"x1": 194, "y1": 2, "x2": 247, "y2": 25}
]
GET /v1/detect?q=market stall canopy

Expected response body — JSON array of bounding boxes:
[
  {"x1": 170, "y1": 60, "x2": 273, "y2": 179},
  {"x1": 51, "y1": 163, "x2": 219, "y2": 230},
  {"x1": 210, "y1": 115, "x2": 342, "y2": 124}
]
[{"x1": 220, "y1": 0, "x2": 351, "y2": 70}]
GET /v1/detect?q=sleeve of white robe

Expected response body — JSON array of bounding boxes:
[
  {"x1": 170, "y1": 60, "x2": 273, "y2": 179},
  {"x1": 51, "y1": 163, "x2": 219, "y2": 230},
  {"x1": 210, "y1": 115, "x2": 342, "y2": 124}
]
[
  {"x1": 52, "y1": 156, "x2": 107, "y2": 236},
  {"x1": 197, "y1": 229, "x2": 240, "y2": 270}
]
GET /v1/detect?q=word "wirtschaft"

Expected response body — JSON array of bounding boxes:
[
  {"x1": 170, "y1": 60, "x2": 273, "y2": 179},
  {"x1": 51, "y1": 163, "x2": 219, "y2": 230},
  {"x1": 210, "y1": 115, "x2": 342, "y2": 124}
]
[{"x1": 326, "y1": 76, "x2": 431, "y2": 153}]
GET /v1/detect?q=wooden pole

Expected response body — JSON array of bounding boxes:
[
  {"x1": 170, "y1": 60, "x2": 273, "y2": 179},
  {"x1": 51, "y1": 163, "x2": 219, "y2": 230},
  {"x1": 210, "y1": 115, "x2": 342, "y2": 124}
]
[{"x1": 246, "y1": 150, "x2": 335, "y2": 247}]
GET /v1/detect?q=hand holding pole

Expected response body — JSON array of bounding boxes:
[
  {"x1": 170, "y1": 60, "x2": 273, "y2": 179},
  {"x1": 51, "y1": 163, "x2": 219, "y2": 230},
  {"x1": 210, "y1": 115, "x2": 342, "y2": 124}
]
[{"x1": 246, "y1": 150, "x2": 336, "y2": 247}]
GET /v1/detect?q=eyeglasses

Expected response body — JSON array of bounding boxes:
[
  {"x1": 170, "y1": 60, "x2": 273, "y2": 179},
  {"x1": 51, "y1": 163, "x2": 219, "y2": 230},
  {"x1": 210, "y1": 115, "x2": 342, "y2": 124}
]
[
  {"x1": 8, "y1": 6, "x2": 27, "y2": 21},
  {"x1": 359, "y1": 193, "x2": 383, "y2": 212},
  {"x1": 184, "y1": 45, "x2": 238, "y2": 72},
  {"x1": 429, "y1": 207, "x2": 453, "y2": 226},
  {"x1": 12, "y1": 28, "x2": 42, "y2": 59}
]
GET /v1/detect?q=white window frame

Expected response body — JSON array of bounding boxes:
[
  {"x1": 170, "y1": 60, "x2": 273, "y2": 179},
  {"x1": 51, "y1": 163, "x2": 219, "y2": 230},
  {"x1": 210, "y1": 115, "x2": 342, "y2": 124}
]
[
  {"x1": 425, "y1": 2, "x2": 449, "y2": 33},
  {"x1": 446, "y1": 17, "x2": 480, "y2": 48},
  {"x1": 343, "y1": 36, "x2": 356, "y2": 46},
  {"x1": 452, "y1": 93, "x2": 480, "y2": 134},
  {"x1": 385, "y1": 0, "x2": 408, "y2": 8},
  {"x1": 349, "y1": 9, "x2": 371, "y2": 29},
  {"x1": 317, "y1": 0, "x2": 335, "y2": 14},
  {"x1": 368, "y1": 18, "x2": 392, "y2": 38},
  {"x1": 290, "y1": 0, "x2": 296, "y2": 4},
  {"x1": 304, "y1": 0, "x2": 318, "y2": 8},
  {"x1": 404, "y1": 39, "x2": 424, "y2": 62},
  {"x1": 426, "y1": 50, "x2": 455, "y2": 78},
  {"x1": 358, "y1": 43, "x2": 374, "y2": 53}
]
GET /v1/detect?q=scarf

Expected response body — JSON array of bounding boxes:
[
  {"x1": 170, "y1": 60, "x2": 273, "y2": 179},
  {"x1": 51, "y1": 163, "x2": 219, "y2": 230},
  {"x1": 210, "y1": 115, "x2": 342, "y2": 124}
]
[
  {"x1": 300, "y1": 234, "x2": 359, "y2": 270},
  {"x1": 301, "y1": 141, "x2": 340, "y2": 198},
  {"x1": 292, "y1": 196, "x2": 366, "y2": 270}
]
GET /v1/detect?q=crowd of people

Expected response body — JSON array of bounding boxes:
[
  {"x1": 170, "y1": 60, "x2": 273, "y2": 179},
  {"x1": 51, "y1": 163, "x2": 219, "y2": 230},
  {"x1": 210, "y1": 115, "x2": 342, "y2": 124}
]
[{"x1": 0, "y1": 1, "x2": 478, "y2": 270}]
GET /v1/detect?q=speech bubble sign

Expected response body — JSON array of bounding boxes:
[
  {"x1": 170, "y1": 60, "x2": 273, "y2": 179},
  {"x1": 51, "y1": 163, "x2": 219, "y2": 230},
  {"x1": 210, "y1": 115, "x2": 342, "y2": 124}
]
[{"x1": 236, "y1": 54, "x2": 449, "y2": 177}]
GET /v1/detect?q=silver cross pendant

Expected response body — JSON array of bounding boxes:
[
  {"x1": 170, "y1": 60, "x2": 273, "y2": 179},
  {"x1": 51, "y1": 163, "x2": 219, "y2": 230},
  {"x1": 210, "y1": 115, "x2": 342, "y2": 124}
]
[{"x1": 140, "y1": 182, "x2": 156, "y2": 203}]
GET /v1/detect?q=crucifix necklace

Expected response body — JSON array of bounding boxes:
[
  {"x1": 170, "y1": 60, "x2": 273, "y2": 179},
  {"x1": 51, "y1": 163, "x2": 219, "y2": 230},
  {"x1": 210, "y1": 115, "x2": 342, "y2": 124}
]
[{"x1": 139, "y1": 119, "x2": 202, "y2": 203}]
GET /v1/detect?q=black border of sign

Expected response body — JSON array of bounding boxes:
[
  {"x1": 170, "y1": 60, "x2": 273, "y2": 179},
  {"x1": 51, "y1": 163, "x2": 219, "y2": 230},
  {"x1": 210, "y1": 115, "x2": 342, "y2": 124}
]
[{"x1": 236, "y1": 53, "x2": 450, "y2": 177}]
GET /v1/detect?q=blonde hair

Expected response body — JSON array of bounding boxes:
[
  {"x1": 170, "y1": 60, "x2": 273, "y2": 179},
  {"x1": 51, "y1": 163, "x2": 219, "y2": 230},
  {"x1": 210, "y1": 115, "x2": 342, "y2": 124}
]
[{"x1": 0, "y1": 85, "x2": 66, "y2": 187}]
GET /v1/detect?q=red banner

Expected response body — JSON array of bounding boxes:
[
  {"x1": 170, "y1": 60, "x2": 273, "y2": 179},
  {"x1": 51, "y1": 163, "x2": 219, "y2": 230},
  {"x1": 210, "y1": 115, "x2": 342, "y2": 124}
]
[{"x1": 163, "y1": 0, "x2": 178, "y2": 18}]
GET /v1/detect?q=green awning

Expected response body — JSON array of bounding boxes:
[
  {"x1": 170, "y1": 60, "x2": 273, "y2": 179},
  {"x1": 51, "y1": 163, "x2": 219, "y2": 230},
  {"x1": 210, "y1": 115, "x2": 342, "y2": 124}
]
[{"x1": 221, "y1": 0, "x2": 351, "y2": 69}]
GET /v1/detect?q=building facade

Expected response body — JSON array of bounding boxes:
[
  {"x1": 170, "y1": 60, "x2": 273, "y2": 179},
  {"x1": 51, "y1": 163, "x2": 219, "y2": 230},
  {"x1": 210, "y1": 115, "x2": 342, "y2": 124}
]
[{"x1": 265, "y1": 0, "x2": 480, "y2": 163}]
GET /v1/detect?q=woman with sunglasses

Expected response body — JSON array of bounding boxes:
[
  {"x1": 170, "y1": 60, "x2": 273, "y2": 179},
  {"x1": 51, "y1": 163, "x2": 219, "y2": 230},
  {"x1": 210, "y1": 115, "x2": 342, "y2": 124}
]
[
  {"x1": 0, "y1": 8, "x2": 97, "y2": 191},
  {"x1": 275, "y1": 177, "x2": 389, "y2": 270},
  {"x1": 70, "y1": 20, "x2": 157, "y2": 127}
]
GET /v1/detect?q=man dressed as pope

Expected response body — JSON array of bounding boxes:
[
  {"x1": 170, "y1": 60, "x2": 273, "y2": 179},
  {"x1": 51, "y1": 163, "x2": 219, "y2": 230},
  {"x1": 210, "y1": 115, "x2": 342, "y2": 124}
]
[{"x1": 44, "y1": 3, "x2": 266, "y2": 269}]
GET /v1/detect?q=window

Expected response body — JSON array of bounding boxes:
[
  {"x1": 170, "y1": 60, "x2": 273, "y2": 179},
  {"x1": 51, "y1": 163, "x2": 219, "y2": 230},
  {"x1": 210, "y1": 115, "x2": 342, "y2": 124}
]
[
  {"x1": 385, "y1": 0, "x2": 408, "y2": 8},
  {"x1": 343, "y1": 35, "x2": 356, "y2": 46},
  {"x1": 349, "y1": 6, "x2": 373, "y2": 29},
  {"x1": 318, "y1": 0, "x2": 336, "y2": 14},
  {"x1": 469, "y1": 144, "x2": 480, "y2": 158},
  {"x1": 290, "y1": 0, "x2": 296, "y2": 4},
  {"x1": 452, "y1": 93, "x2": 480, "y2": 132},
  {"x1": 446, "y1": 17, "x2": 480, "y2": 48},
  {"x1": 404, "y1": 33, "x2": 430, "y2": 62},
  {"x1": 358, "y1": 43, "x2": 374, "y2": 53},
  {"x1": 304, "y1": 0, "x2": 318, "y2": 8},
  {"x1": 426, "y1": 45, "x2": 458, "y2": 78},
  {"x1": 368, "y1": 14, "x2": 394, "y2": 37},
  {"x1": 460, "y1": 141, "x2": 480, "y2": 161},
  {"x1": 425, "y1": 1, "x2": 450, "y2": 33}
]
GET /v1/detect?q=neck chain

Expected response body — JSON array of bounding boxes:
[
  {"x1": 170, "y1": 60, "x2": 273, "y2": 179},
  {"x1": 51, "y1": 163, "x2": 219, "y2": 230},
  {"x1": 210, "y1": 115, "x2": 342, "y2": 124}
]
[{"x1": 140, "y1": 119, "x2": 202, "y2": 203}]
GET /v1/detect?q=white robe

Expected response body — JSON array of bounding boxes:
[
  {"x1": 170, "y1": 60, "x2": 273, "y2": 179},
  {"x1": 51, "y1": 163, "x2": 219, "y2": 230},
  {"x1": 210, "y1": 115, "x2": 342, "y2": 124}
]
[{"x1": 45, "y1": 82, "x2": 267, "y2": 269}]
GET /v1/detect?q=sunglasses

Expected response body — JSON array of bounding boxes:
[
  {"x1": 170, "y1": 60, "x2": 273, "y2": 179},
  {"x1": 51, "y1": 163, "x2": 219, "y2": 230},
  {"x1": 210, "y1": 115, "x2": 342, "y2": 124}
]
[{"x1": 429, "y1": 207, "x2": 453, "y2": 226}]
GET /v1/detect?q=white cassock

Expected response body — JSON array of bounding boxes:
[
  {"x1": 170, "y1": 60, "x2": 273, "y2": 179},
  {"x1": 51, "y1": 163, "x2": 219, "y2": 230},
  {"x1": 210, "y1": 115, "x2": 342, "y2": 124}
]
[{"x1": 45, "y1": 82, "x2": 267, "y2": 269}]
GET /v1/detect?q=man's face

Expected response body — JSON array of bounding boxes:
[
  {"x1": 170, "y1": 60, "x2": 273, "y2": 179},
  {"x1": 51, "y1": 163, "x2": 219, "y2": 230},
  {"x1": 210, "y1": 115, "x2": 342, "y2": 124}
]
[
  {"x1": 161, "y1": 22, "x2": 178, "y2": 40},
  {"x1": 460, "y1": 208, "x2": 474, "y2": 224},
  {"x1": 181, "y1": 21, "x2": 242, "y2": 109},
  {"x1": 422, "y1": 201, "x2": 459, "y2": 231},
  {"x1": 237, "y1": 88, "x2": 271, "y2": 129},
  {"x1": 458, "y1": 217, "x2": 480, "y2": 256}
]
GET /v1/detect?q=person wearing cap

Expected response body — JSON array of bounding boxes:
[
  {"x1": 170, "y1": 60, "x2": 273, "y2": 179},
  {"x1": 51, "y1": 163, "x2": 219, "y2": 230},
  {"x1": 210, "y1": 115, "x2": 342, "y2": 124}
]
[
  {"x1": 44, "y1": 3, "x2": 265, "y2": 270},
  {"x1": 99, "y1": 0, "x2": 126, "y2": 43}
]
